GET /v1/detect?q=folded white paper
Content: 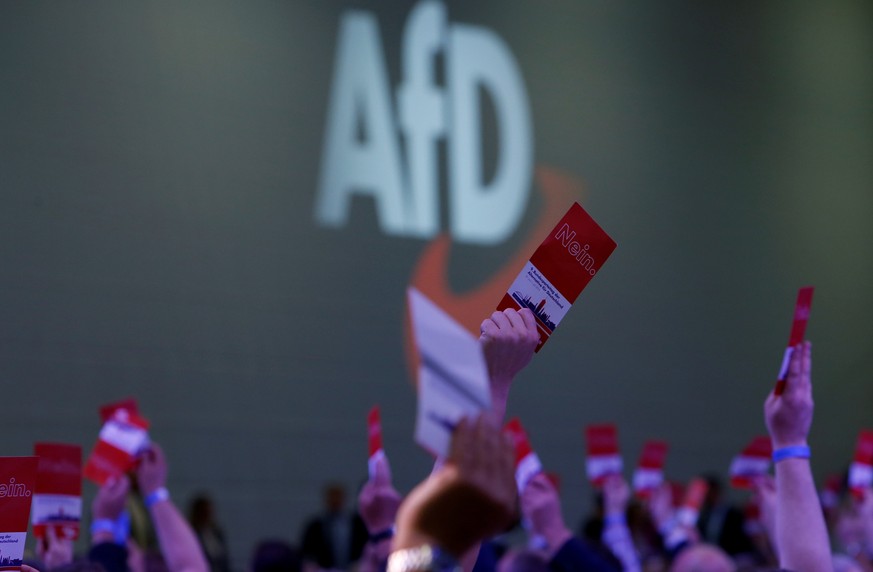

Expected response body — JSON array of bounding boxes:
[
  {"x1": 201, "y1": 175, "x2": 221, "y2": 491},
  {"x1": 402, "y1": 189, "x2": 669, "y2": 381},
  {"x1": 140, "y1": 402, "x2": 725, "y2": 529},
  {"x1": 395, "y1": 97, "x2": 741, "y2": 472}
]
[{"x1": 408, "y1": 287, "x2": 492, "y2": 458}]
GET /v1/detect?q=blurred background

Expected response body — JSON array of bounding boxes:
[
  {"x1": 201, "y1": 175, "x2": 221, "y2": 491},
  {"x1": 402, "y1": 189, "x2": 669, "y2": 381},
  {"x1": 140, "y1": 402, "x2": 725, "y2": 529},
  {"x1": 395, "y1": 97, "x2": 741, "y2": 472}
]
[{"x1": 1, "y1": 1, "x2": 871, "y2": 568}]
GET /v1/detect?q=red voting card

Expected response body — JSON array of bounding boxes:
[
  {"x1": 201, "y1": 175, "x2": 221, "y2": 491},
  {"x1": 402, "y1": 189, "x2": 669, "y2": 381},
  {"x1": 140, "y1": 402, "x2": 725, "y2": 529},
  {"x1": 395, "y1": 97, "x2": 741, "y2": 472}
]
[
  {"x1": 497, "y1": 202, "x2": 617, "y2": 352},
  {"x1": 774, "y1": 287, "x2": 814, "y2": 396},
  {"x1": 633, "y1": 440, "x2": 668, "y2": 499},
  {"x1": 31, "y1": 444, "x2": 82, "y2": 540},
  {"x1": 849, "y1": 429, "x2": 873, "y2": 500},
  {"x1": 84, "y1": 400, "x2": 150, "y2": 485},
  {"x1": 0, "y1": 457, "x2": 38, "y2": 571},
  {"x1": 99, "y1": 398, "x2": 140, "y2": 422},
  {"x1": 504, "y1": 418, "x2": 543, "y2": 492},
  {"x1": 585, "y1": 424, "x2": 622, "y2": 487},
  {"x1": 668, "y1": 481, "x2": 685, "y2": 508},
  {"x1": 729, "y1": 436, "x2": 772, "y2": 490},
  {"x1": 367, "y1": 406, "x2": 385, "y2": 480},
  {"x1": 545, "y1": 471, "x2": 561, "y2": 493},
  {"x1": 676, "y1": 478, "x2": 709, "y2": 527}
]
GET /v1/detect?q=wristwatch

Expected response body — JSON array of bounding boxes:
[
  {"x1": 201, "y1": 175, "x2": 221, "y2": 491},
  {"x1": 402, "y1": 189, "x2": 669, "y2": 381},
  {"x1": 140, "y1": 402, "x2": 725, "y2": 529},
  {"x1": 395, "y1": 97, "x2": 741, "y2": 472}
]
[{"x1": 387, "y1": 545, "x2": 461, "y2": 572}]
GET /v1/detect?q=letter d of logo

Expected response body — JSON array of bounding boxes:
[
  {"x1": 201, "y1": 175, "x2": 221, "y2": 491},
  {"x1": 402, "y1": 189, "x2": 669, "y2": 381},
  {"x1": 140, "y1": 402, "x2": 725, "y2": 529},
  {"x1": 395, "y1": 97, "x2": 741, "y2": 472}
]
[{"x1": 447, "y1": 25, "x2": 532, "y2": 245}]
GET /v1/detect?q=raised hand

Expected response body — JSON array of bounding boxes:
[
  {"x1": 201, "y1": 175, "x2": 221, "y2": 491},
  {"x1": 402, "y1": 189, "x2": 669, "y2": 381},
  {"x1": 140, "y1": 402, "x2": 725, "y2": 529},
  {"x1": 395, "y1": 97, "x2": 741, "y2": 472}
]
[
  {"x1": 479, "y1": 308, "x2": 539, "y2": 419},
  {"x1": 393, "y1": 414, "x2": 516, "y2": 558},
  {"x1": 765, "y1": 341, "x2": 813, "y2": 448},
  {"x1": 359, "y1": 454, "x2": 402, "y2": 534}
]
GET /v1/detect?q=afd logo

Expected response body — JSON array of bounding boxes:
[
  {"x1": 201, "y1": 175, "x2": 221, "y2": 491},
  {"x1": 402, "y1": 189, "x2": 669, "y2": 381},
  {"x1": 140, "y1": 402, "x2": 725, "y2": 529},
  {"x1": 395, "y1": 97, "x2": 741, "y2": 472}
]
[{"x1": 315, "y1": 1, "x2": 533, "y2": 245}]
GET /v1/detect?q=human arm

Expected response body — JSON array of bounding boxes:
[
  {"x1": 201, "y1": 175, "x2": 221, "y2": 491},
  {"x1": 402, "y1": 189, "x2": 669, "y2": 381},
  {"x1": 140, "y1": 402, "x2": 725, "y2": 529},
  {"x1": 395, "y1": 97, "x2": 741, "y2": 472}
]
[
  {"x1": 857, "y1": 488, "x2": 873, "y2": 561},
  {"x1": 520, "y1": 473, "x2": 617, "y2": 571},
  {"x1": 600, "y1": 475, "x2": 640, "y2": 572},
  {"x1": 764, "y1": 341, "x2": 831, "y2": 572},
  {"x1": 89, "y1": 475, "x2": 131, "y2": 572},
  {"x1": 36, "y1": 526, "x2": 74, "y2": 570},
  {"x1": 646, "y1": 483, "x2": 697, "y2": 559},
  {"x1": 137, "y1": 444, "x2": 209, "y2": 572},
  {"x1": 520, "y1": 473, "x2": 573, "y2": 561},
  {"x1": 751, "y1": 475, "x2": 778, "y2": 558},
  {"x1": 479, "y1": 308, "x2": 539, "y2": 421},
  {"x1": 358, "y1": 454, "x2": 402, "y2": 571},
  {"x1": 391, "y1": 415, "x2": 516, "y2": 568}
]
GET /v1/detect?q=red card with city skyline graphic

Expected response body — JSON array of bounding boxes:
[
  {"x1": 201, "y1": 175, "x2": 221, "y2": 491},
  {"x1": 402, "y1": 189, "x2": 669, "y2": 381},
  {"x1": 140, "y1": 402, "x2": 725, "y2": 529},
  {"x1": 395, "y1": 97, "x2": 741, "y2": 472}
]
[
  {"x1": 497, "y1": 202, "x2": 616, "y2": 351},
  {"x1": 0, "y1": 457, "x2": 38, "y2": 571},
  {"x1": 32, "y1": 443, "x2": 82, "y2": 540}
]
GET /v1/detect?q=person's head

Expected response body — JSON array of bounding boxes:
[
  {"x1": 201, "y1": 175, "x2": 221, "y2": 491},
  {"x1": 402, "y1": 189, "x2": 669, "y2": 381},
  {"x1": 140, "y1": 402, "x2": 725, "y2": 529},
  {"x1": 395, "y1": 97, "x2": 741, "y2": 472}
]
[
  {"x1": 702, "y1": 473, "x2": 723, "y2": 507},
  {"x1": 250, "y1": 540, "x2": 302, "y2": 572},
  {"x1": 189, "y1": 494, "x2": 215, "y2": 528},
  {"x1": 323, "y1": 483, "x2": 346, "y2": 514},
  {"x1": 670, "y1": 544, "x2": 734, "y2": 572}
]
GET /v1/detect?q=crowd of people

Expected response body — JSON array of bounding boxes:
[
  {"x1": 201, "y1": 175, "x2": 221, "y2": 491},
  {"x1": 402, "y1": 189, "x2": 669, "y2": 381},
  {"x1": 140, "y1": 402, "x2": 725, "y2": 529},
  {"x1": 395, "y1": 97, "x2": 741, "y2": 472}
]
[{"x1": 19, "y1": 307, "x2": 873, "y2": 572}]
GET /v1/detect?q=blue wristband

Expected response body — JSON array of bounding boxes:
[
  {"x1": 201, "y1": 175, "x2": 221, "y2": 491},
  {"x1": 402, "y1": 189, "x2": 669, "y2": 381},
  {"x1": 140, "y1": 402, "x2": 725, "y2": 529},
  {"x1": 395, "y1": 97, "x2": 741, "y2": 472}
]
[
  {"x1": 91, "y1": 511, "x2": 129, "y2": 545},
  {"x1": 772, "y1": 445, "x2": 810, "y2": 463},
  {"x1": 90, "y1": 518, "x2": 116, "y2": 536},
  {"x1": 604, "y1": 513, "x2": 626, "y2": 526},
  {"x1": 145, "y1": 487, "x2": 170, "y2": 509},
  {"x1": 369, "y1": 527, "x2": 395, "y2": 543}
]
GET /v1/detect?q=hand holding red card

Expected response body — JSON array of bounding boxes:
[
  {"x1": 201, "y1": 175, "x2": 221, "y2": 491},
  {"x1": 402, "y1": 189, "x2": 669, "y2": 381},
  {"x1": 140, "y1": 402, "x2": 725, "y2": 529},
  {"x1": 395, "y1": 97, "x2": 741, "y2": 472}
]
[
  {"x1": 31, "y1": 443, "x2": 82, "y2": 540},
  {"x1": 633, "y1": 440, "x2": 668, "y2": 499},
  {"x1": 729, "y1": 436, "x2": 772, "y2": 490},
  {"x1": 497, "y1": 202, "x2": 617, "y2": 352},
  {"x1": 84, "y1": 400, "x2": 150, "y2": 485},
  {"x1": 503, "y1": 418, "x2": 543, "y2": 493},
  {"x1": 774, "y1": 287, "x2": 814, "y2": 396},
  {"x1": 849, "y1": 429, "x2": 873, "y2": 500},
  {"x1": 358, "y1": 452, "x2": 400, "y2": 536},
  {"x1": 765, "y1": 341, "x2": 813, "y2": 449},
  {"x1": 367, "y1": 406, "x2": 386, "y2": 481},
  {"x1": 676, "y1": 478, "x2": 709, "y2": 528},
  {"x1": 585, "y1": 424, "x2": 622, "y2": 487}
]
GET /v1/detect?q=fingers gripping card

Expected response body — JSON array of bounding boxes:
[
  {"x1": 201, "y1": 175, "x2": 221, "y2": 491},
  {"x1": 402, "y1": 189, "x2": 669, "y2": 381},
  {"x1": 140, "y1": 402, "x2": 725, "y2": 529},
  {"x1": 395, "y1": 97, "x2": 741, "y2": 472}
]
[
  {"x1": 633, "y1": 440, "x2": 668, "y2": 499},
  {"x1": 504, "y1": 418, "x2": 543, "y2": 493},
  {"x1": 585, "y1": 424, "x2": 622, "y2": 487},
  {"x1": 497, "y1": 202, "x2": 617, "y2": 352},
  {"x1": 729, "y1": 436, "x2": 772, "y2": 490},
  {"x1": 31, "y1": 444, "x2": 82, "y2": 540},
  {"x1": 774, "y1": 287, "x2": 814, "y2": 396}
]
